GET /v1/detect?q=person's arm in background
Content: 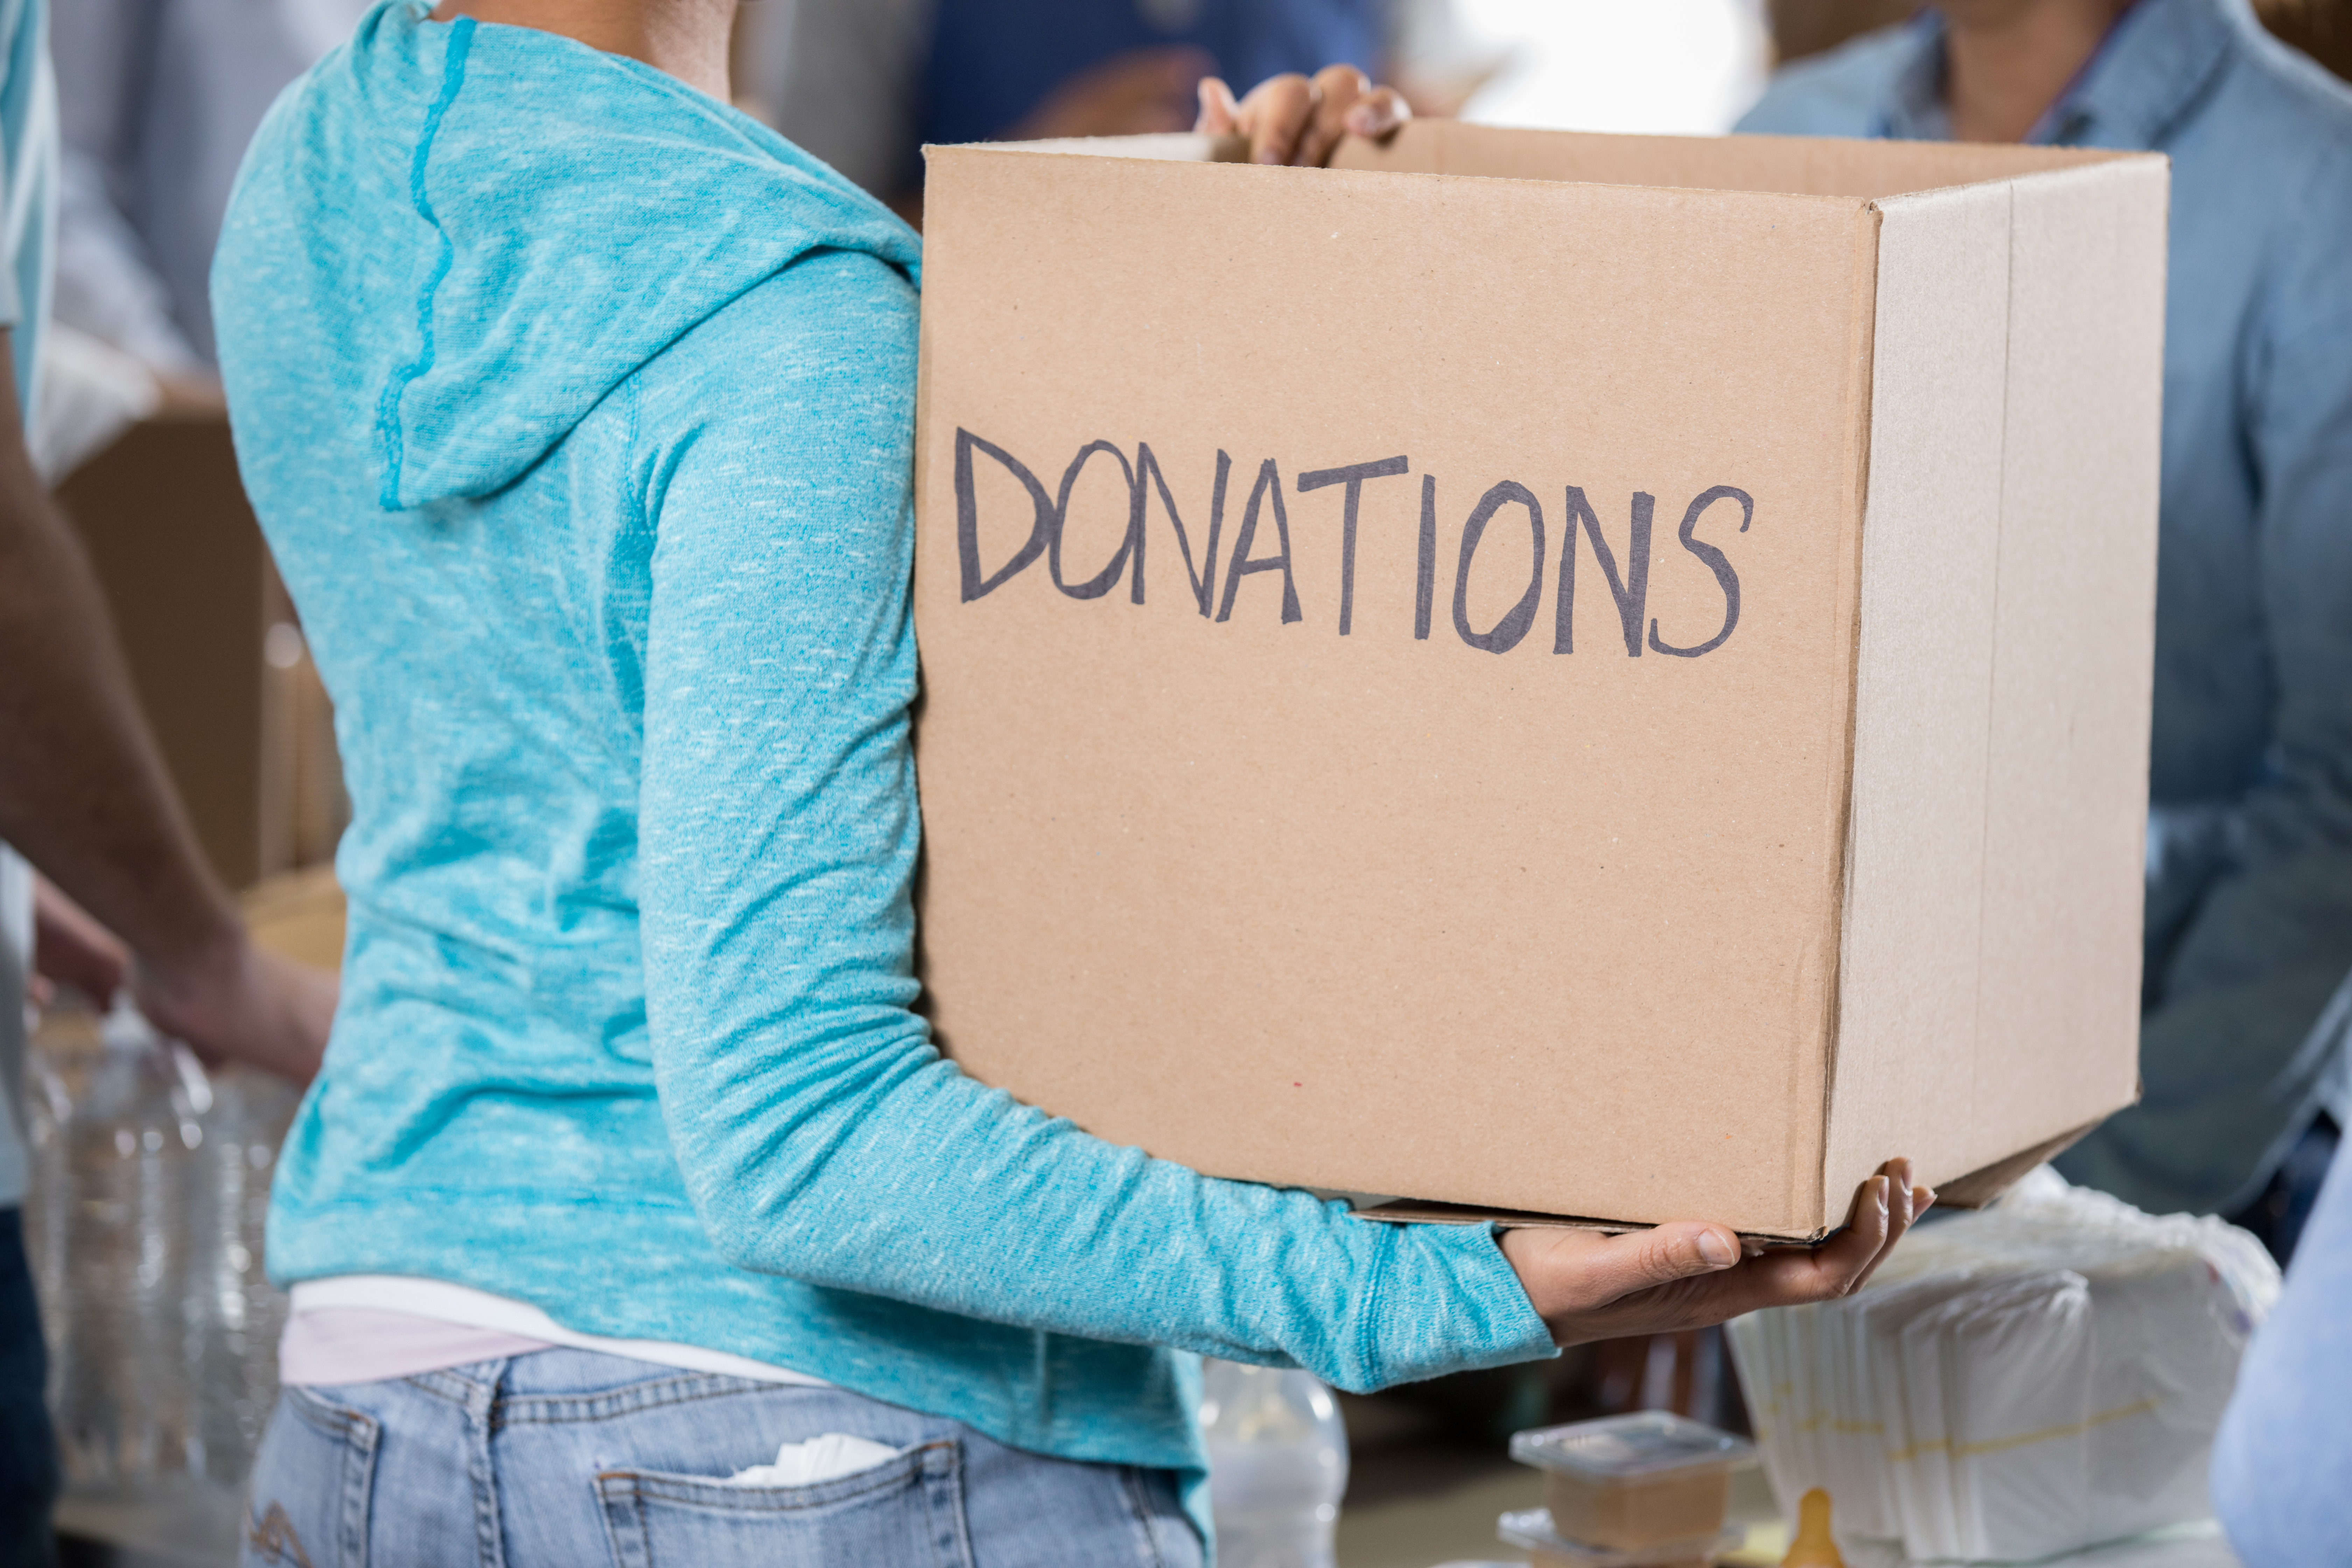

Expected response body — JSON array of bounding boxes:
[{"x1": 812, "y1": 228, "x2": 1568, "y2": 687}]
[
  {"x1": 0, "y1": 327, "x2": 330, "y2": 1079},
  {"x1": 2084, "y1": 142, "x2": 2352, "y2": 1215},
  {"x1": 636, "y1": 252, "x2": 1923, "y2": 1385},
  {"x1": 2211, "y1": 970, "x2": 2352, "y2": 1563},
  {"x1": 49, "y1": 0, "x2": 210, "y2": 382}
]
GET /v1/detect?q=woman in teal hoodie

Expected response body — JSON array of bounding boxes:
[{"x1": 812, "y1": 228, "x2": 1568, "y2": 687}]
[{"x1": 213, "y1": 2, "x2": 1927, "y2": 1562}]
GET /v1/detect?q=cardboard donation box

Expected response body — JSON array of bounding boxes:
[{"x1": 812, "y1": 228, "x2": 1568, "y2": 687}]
[{"x1": 910, "y1": 123, "x2": 2168, "y2": 1238}]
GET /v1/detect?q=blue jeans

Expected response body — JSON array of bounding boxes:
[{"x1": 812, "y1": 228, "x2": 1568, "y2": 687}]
[
  {"x1": 0, "y1": 1208, "x2": 58, "y2": 1568},
  {"x1": 240, "y1": 1349, "x2": 1203, "y2": 1567}
]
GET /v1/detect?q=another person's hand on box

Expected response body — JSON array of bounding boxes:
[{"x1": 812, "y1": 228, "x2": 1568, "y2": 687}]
[
  {"x1": 1195, "y1": 63, "x2": 1409, "y2": 167},
  {"x1": 1502, "y1": 1158, "x2": 1932, "y2": 1345}
]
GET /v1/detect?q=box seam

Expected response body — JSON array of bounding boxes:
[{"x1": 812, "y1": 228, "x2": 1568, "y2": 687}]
[
  {"x1": 1966, "y1": 181, "x2": 2022, "y2": 1181},
  {"x1": 1816, "y1": 202, "x2": 1886, "y2": 1238}
]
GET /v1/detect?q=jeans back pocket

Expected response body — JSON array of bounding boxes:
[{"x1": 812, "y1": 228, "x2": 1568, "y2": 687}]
[
  {"x1": 596, "y1": 1437, "x2": 973, "y2": 1568},
  {"x1": 244, "y1": 1387, "x2": 381, "y2": 1568}
]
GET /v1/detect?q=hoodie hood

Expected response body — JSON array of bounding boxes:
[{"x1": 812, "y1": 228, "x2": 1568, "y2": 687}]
[{"x1": 237, "y1": 2, "x2": 920, "y2": 510}]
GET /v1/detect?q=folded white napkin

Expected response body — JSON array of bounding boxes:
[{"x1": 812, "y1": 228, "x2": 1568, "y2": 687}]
[{"x1": 723, "y1": 1432, "x2": 905, "y2": 1488}]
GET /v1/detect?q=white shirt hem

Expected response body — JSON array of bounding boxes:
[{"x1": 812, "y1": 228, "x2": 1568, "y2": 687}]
[{"x1": 285, "y1": 1275, "x2": 831, "y2": 1388}]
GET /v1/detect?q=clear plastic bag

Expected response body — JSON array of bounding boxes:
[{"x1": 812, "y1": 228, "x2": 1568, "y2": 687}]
[
  {"x1": 26, "y1": 1000, "x2": 299, "y2": 1490},
  {"x1": 1727, "y1": 1168, "x2": 2280, "y2": 1562},
  {"x1": 49, "y1": 1002, "x2": 209, "y2": 1481}
]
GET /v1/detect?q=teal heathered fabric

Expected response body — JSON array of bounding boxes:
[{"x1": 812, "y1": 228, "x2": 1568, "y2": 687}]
[{"x1": 211, "y1": 0, "x2": 1556, "y2": 1525}]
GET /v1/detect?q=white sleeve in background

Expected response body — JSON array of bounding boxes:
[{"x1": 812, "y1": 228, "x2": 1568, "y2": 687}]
[
  {"x1": 1386, "y1": 0, "x2": 1492, "y2": 80},
  {"x1": 32, "y1": 323, "x2": 159, "y2": 483},
  {"x1": 55, "y1": 148, "x2": 199, "y2": 377},
  {"x1": 0, "y1": 848, "x2": 31, "y2": 1209},
  {"x1": 47, "y1": 0, "x2": 203, "y2": 374},
  {"x1": 51, "y1": 0, "x2": 368, "y2": 373},
  {"x1": 741, "y1": 0, "x2": 933, "y2": 200}
]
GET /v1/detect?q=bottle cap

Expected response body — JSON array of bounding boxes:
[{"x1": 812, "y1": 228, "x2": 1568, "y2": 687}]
[{"x1": 1780, "y1": 1487, "x2": 1846, "y2": 1567}]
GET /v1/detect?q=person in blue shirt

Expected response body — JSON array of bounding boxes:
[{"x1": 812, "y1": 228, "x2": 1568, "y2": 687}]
[
  {"x1": 2211, "y1": 970, "x2": 2352, "y2": 1565},
  {"x1": 213, "y1": 1, "x2": 1927, "y2": 1562},
  {"x1": 1743, "y1": 0, "x2": 2352, "y2": 1233}
]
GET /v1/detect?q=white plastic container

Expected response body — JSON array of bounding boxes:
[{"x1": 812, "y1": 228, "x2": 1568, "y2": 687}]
[
  {"x1": 1497, "y1": 1506, "x2": 1741, "y2": 1568},
  {"x1": 1508, "y1": 1412, "x2": 1756, "y2": 1552}
]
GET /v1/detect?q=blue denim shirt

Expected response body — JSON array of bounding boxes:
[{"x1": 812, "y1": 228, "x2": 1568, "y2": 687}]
[
  {"x1": 2212, "y1": 975, "x2": 2352, "y2": 1564},
  {"x1": 1741, "y1": 0, "x2": 2352, "y2": 1215}
]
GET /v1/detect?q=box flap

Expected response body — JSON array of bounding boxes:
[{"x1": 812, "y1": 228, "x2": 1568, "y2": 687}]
[{"x1": 1329, "y1": 119, "x2": 2133, "y2": 201}]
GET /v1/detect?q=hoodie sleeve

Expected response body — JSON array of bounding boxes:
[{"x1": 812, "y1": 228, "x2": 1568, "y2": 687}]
[{"x1": 631, "y1": 250, "x2": 1553, "y2": 1392}]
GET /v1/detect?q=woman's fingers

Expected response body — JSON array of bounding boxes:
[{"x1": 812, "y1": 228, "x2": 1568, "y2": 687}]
[
  {"x1": 1295, "y1": 65, "x2": 1366, "y2": 168},
  {"x1": 1503, "y1": 1220, "x2": 1741, "y2": 1323},
  {"x1": 1730, "y1": 1159, "x2": 1934, "y2": 1309},
  {"x1": 1503, "y1": 1159, "x2": 1932, "y2": 1346},
  {"x1": 1197, "y1": 69, "x2": 1413, "y2": 167},
  {"x1": 1298, "y1": 66, "x2": 1411, "y2": 164},
  {"x1": 1194, "y1": 76, "x2": 1241, "y2": 136},
  {"x1": 1763, "y1": 1169, "x2": 1893, "y2": 1300},
  {"x1": 1587, "y1": 1221, "x2": 1744, "y2": 1304},
  {"x1": 1244, "y1": 72, "x2": 1318, "y2": 164},
  {"x1": 1857, "y1": 1166, "x2": 1935, "y2": 1293},
  {"x1": 1344, "y1": 84, "x2": 1410, "y2": 141}
]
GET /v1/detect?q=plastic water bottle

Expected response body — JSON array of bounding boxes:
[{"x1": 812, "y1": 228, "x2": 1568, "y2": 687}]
[
  {"x1": 21, "y1": 1030, "x2": 78, "y2": 1417},
  {"x1": 52, "y1": 1001, "x2": 208, "y2": 1482},
  {"x1": 1200, "y1": 1360, "x2": 1349, "y2": 1568},
  {"x1": 26, "y1": 996, "x2": 300, "y2": 1493},
  {"x1": 188, "y1": 1065, "x2": 299, "y2": 1485}
]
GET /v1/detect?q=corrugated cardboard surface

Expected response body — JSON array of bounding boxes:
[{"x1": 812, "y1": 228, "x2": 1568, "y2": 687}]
[
  {"x1": 1329, "y1": 119, "x2": 2120, "y2": 199},
  {"x1": 241, "y1": 864, "x2": 347, "y2": 972},
  {"x1": 1827, "y1": 184, "x2": 2015, "y2": 1207},
  {"x1": 1968, "y1": 162, "x2": 2165, "y2": 1146},
  {"x1": 912, "y1": 126, "x2": 2163, "y2": 1236},
  {"x1": 55, "y1": 413, "x2": 345, "y2": 889},
  {"x1": 1824, "y1": 163, "x2": 2165, "y2": 1215}
]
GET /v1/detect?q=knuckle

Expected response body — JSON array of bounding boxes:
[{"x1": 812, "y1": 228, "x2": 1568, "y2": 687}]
[{"x1": 1637, "y1": 1233, "x2": 1687, "y2": 1277}]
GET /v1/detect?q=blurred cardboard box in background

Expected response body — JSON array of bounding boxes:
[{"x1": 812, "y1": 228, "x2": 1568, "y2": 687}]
[
  {"x1": 56, "y1": 411, "x2": 345, "y2": 892},
  {"x1": 909, "y1": 124, "x2": 2167, "y2": 1238},
  {"x1": 241, "y1": 862, "x2": 345, "y2": 972}
]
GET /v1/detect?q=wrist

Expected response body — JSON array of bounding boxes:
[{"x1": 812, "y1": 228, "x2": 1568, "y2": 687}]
[
  {"x1": 138, "y1": 906, "x2": 251, "y2": 1002},
  {"x1": 1499, "y1": 1226, "x2": 1562, "y2": 1328}
]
